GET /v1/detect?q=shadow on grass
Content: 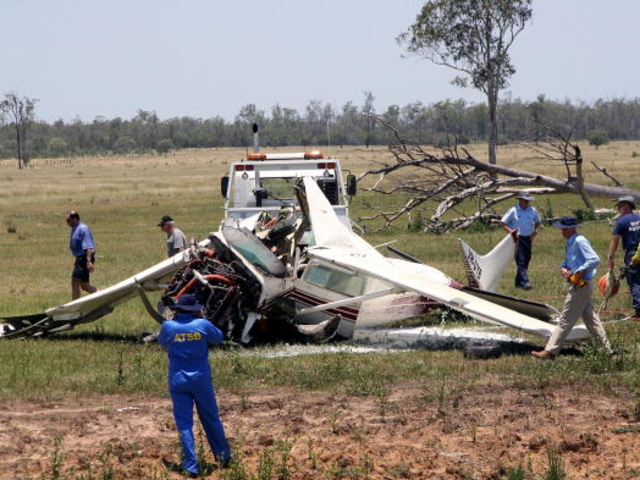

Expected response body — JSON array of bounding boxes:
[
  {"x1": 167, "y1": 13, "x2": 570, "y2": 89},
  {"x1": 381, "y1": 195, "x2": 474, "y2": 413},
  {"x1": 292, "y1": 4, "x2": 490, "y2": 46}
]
[
  {"x1": 40, "y1": 330, "x2": 153, "y2": 345},
  {"x1": 499, "y1": 341, "x2": 583, "y2": 358}
]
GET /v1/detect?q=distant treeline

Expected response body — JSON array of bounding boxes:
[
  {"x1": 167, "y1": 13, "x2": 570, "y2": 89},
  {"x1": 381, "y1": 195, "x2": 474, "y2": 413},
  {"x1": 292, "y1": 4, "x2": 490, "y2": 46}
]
[{"x1": 2, "y1": 96, "x2": 640, "y2": 159}]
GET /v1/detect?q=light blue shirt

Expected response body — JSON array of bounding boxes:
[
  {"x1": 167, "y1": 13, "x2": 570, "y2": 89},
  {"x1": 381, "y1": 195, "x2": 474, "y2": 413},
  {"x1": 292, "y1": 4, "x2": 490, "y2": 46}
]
[
  {"x1": 69, "y1": 222, "x2": 95, "y2": 257},
  {"x1": 561, "y1": 233, "x2": 599, "y2": 280},
  {"x1": 501, "y1": 204, "x2": 541, "y2": 237}
]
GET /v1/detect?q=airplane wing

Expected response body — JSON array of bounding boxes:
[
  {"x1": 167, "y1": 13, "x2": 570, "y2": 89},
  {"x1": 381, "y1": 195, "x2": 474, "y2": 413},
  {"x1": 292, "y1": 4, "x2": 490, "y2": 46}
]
[
  {"x1": 301, "y1": 177, "x2": 590, "y2": 342},
  {"x1": 309, "y1": 246, "x2": 589, "y2": 342},
  {"x1": 0, "y1": 247, "x2": 201, "y2": 339}
]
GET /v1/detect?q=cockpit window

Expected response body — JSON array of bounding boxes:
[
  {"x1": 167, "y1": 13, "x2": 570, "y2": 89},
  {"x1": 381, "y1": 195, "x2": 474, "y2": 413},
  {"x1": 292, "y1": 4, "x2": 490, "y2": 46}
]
[
  {"x1": 304, "y1": 264, "x2": 365, "y2": 297},
  {"x1": 222, "y1": 227, "x2": 287, "y2": 278}
]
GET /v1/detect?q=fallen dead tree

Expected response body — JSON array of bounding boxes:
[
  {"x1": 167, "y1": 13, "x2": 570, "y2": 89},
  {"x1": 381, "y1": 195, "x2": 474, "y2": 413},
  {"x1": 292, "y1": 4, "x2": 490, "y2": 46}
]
[{"x1": 358, "y1": 121, "x2": 637, "y2": 233}]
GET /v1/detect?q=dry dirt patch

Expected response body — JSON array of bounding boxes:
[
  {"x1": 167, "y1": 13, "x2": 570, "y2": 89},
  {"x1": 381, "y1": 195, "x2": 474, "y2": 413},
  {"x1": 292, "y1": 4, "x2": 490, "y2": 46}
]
[{"x1": 1, "y1": 382, "x2": 639, "y2": 479}]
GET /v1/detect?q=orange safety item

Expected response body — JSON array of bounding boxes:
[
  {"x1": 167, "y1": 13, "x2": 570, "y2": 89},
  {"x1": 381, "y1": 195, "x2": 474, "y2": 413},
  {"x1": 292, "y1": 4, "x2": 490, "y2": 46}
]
[
  {"x1": 246, "y1": 152, "x2": 267, "y2": 160},
  {"x1": 569, "y1": 272, "x2": 586, "y2": 287},
  {"x1": 598, "y1": 272, "x2": 620, "y2": 297},
  {"x1": 304, "y1": 150, "x2": 324, "y2": 159}
]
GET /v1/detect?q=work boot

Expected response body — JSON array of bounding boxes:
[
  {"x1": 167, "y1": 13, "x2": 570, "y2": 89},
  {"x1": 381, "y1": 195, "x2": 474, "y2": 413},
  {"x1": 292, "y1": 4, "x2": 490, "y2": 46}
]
[
  {"x1": 161, "y1": 459, "x2": 199, "y2": 477},
  {"x1": 531, "y1": 350, "x2": 555, "y2": 360},
  {"x1": 161, "y1": 459, "x2": 182, "y2": 473}
]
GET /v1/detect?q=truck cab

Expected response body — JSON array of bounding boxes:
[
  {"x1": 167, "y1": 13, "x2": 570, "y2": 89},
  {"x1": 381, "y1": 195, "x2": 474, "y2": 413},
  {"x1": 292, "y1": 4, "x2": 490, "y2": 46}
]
[{"x1": 220, "y1": 150, "x2": 355, "y2": 234}]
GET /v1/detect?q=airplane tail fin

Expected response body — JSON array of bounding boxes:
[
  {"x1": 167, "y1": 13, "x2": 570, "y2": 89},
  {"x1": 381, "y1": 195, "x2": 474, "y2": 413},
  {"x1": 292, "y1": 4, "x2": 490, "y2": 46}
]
[{"x1": 458, "y1": 234, "x2": 515, "y2": 293}]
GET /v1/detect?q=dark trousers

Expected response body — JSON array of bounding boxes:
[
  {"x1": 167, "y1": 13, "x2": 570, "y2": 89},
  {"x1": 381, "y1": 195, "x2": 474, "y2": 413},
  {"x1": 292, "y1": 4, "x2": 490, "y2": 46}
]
[
  {"x1": 515, "y1": 235, "x2": 532, "y2": 287},
  {"x1": 624, "y1": 250, "x2": 640, "y2": 316}
]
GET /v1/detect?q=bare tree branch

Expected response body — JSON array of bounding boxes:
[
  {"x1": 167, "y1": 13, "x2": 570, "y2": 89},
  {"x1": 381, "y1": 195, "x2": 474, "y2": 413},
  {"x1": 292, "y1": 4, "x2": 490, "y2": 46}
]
[
  {"x1": 591, "y1": 160, "x2": 624, "y2": 187},
  {"x1": 357, "y1": 120, "x2": 640, "y2": 233}
]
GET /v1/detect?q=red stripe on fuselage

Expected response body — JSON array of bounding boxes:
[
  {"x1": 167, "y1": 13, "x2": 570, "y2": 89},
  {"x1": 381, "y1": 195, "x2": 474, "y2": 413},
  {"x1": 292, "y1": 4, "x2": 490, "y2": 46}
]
[{"x1": 282, "y1": 288, "x2": 359, "y2": 322}]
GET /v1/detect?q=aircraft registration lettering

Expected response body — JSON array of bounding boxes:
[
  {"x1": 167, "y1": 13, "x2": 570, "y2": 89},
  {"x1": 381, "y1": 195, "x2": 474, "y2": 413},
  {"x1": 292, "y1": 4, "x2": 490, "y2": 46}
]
[
  {"x1": 174, "y1": 332, "x2": 202, "y2": 342},
  {"x1": 466, "y1": 250, "x2": 482, "y2": 278}
]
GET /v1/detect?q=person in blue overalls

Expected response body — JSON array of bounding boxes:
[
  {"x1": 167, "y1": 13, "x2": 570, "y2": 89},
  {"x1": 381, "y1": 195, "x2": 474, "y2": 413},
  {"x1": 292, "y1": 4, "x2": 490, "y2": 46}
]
[
  {"x1": 607, "y1": 195, "x2": 640, "y2": 318},
  {"x1": 158, "y1": 294, "x2": 232, "y2": 476},
  {"x1": 500, "y1": 192, "x2": 541, "y2": 290}
]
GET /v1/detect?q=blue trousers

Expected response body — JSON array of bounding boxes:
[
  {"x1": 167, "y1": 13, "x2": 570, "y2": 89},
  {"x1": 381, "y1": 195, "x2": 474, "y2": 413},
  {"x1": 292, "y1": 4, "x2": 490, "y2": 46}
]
[
  {"x1": 624, "y1": 250, "x2": 640, "y2": 316},
  {"x1": 514, "y1": 235, "x2": 533, "y2": 287},
  {"x1": 169, "y1": 370, "x2": 231, "y2": 474}
]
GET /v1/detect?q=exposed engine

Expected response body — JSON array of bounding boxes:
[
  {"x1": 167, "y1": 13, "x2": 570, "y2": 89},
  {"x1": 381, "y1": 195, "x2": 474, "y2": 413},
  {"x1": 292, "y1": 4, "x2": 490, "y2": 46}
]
[{"x1": 158, "y1": 222, "x2": 339, "y2": 345}]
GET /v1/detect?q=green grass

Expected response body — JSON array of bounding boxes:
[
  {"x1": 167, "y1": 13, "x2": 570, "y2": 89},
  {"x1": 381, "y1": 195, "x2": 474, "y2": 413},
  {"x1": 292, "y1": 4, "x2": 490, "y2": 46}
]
[
  {"x1": 2, "y1": 333, "x2": 638, "y2": 401},
  {"x1": 2, "y1": 143, "x2": 640, "y2": 405}
]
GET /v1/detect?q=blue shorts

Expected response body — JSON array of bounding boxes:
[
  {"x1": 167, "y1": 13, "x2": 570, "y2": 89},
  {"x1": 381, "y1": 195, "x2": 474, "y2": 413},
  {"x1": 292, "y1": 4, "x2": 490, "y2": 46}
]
[{"x1": 72, "y1": 254, "x2": 95, "y2": 282}]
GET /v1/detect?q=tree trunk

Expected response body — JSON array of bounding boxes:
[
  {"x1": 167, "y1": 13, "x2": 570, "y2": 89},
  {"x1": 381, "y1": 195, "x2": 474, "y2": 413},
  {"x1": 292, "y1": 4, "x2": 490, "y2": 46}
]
[
  {"x1": 15, "y1": 124, "x2": 23, "y2": 170},
  {"x1": 574, "y1": 146, "x2": 595, "y2": 210},
  {"x1": 22, "y1": 125, "x2": 29, "y2": 167},
  {"x1": 487, "y1": 90, "x2": 498, "y2": 165},
  {"x1": 448, "y1": 154, "x2": 640, "y2": 202}
]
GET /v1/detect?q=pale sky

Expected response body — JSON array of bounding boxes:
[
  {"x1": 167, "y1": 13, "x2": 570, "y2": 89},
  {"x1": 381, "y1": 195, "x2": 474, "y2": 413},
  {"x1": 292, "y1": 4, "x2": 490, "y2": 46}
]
[{"x1": 1, "y1": 0, "x2": 639, "y2": 123}]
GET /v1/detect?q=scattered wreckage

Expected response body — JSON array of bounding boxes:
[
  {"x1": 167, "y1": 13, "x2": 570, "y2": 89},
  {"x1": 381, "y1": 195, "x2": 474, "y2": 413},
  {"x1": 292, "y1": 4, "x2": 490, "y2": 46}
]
[{"x1": 0, "y1": 146, "x2": 594, "y2": 346}]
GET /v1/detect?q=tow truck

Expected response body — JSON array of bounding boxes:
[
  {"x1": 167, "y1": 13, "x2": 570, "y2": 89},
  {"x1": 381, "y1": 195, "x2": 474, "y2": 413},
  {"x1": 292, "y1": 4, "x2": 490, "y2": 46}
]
[{"x1": 220, "y1": 124, "x2": 356, "y2": 234}]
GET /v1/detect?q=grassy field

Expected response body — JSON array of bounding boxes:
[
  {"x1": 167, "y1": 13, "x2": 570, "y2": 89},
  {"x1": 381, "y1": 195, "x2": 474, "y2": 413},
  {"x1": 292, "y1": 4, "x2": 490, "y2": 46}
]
[
  {"x1": 1, "y1": 142, "x2": 640, "y2": 392},
  {"x1": 2, "y1": 143, "x2": 640, "y2": 479}
]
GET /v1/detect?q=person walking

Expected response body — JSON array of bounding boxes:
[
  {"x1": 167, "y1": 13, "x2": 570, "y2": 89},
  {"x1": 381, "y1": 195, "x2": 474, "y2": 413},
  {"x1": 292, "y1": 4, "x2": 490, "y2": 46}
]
[
  {"x1": 158, "y1": 294, "x2": 232, "y2": 476},
  {"x1": 500, "y1": 192, "x2": 541, "y2": 290},
  {"x1": 606, "y1": 195, "x2": 640, "y2": 318},
  {"x1": 66, "y1": 210, "x2": 98, "y2": 300},
  {"x1": 531, "y1": 216, "x2": 612, "y2": 360},
  {"x1": 158, "y1": 215, "x2": 188, "y2": 258}
]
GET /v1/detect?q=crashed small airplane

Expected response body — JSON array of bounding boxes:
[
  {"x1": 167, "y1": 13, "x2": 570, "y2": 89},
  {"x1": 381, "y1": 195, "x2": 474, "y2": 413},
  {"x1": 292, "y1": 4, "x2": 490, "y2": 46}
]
[{"x1": 0, "y1": 134, "x2": 593, "y2": 346}]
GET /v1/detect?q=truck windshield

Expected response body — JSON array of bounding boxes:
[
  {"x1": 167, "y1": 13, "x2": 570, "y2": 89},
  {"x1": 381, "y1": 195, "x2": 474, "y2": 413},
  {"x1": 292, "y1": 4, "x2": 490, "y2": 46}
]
[
  {"x1": 228, "y1": 169, "x2": 340, "y2": 209},
  {"x1": 261, "y1": 177, "x2": 296, "y2": 201}
]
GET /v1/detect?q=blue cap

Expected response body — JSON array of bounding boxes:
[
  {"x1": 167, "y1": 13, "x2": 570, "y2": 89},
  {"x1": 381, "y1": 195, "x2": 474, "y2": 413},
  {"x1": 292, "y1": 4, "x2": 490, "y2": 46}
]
[{"x1": 157, "y1": 215, "x2": 174, "y2": 226}]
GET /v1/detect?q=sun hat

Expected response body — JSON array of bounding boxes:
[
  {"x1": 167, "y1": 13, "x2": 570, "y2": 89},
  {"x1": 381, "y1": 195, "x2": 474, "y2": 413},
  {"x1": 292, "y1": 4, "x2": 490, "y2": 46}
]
[
  {"x1": 614, "y1": 195, "x2": 636, "y2": 210},
  {"x1": 516, "y1": 192, "x2": 535, "y2": 202},
  {"x1": 552, "y1": 216, "x2": 582, "y2": 229},
  {"x1": 169, "y1": 294, "x2": 204, "y2": 312}
]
